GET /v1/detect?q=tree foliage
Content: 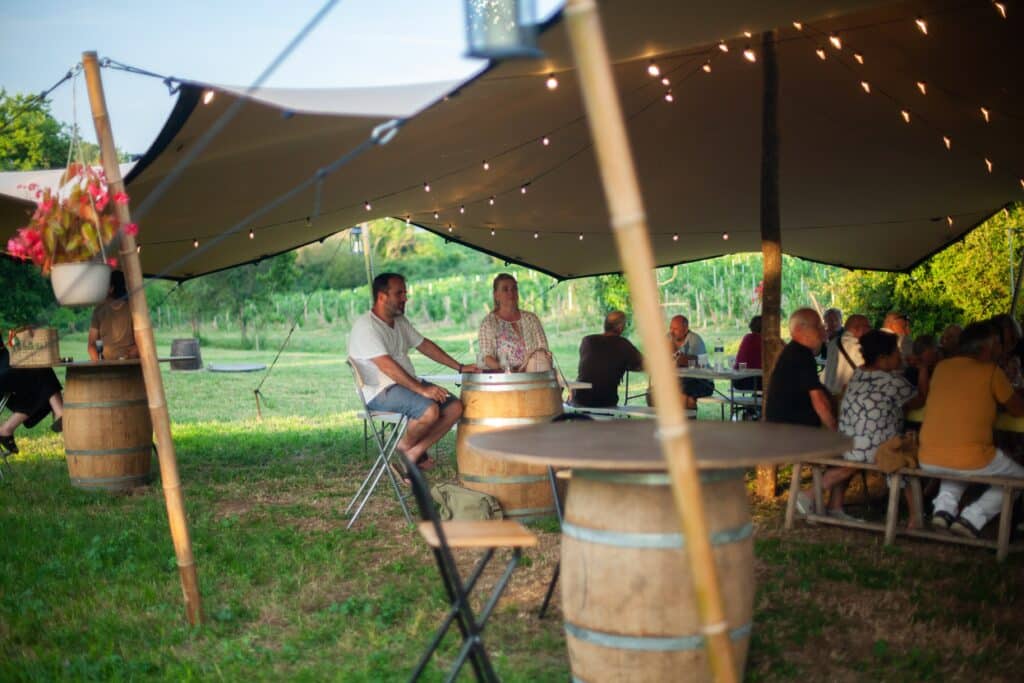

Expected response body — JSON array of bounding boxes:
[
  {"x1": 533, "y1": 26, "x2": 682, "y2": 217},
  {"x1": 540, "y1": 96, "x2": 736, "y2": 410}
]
[{"x1": 0, "y1": 90, "x2": 70, "y2": 171}]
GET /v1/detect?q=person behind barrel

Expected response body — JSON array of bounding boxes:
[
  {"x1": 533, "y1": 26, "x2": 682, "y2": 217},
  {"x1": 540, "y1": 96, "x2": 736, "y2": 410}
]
[
  {"x1": 88, "y1": 270, "x2": 138, "y2": 361},
  {"x1": 349, "y1": 272, "x2": 480, "y2": 471},
  {"x1": 0, "y1": 337, "x2": 65, "y2": 454},
  {"x1": 572, "y1": 310, "x2": 643, "y2": 408},
  {"x1": 478, "y1": 273, "x2": 552, "y2": 372}
]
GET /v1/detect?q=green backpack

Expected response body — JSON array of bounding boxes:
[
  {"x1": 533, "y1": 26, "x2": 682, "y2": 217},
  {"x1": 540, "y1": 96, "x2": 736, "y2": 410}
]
[{"x1": 429, "y1": 482, "x2": 504, "y2": 521}]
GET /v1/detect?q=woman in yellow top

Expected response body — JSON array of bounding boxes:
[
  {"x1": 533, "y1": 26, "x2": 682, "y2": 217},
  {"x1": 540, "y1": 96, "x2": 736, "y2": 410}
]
[{"x1": 477, "y1": 273, "x2": 551, "y2": 372}]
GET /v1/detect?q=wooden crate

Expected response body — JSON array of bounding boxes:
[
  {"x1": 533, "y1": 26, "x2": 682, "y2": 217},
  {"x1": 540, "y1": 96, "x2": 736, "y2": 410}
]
[{"x1": 7, "y1": 327, "x2": 60, "y2": 367}]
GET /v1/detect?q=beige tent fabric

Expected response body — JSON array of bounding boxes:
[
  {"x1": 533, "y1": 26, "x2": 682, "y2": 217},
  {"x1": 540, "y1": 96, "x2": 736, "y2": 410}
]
[{"x1": 2, "y1": 0, "x2": 1020, "y2": 280}]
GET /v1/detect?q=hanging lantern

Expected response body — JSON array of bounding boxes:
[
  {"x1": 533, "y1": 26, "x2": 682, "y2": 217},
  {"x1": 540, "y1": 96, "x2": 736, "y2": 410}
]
[
  {"x1": 464, "y1": 0, "x2": 543, "y2": 59},
  {"x1": 350, "y1": 226, "x2": 364, "y2": 254}
]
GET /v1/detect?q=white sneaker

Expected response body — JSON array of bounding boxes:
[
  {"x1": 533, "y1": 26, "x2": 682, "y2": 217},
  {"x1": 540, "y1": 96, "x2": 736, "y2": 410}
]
[{"x1": 826, "y1": 508, "x2": 863, "y2": 523}]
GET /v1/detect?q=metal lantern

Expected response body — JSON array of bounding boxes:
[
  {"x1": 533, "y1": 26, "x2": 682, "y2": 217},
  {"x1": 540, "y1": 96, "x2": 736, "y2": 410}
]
[
  {"x1": 464, "y1": 0, "x2": 543, "y2": 60},
  {"x1": 350, "y1": 226, "x2": 364, "y2": 254}
]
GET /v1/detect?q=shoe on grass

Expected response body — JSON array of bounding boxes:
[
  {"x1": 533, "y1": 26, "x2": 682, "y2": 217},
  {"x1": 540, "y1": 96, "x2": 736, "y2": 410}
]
[
  {"x1": 931, "y1": 510, "x2": 955, "y2": 530},
  {"x1": 826, "y1": 508, "x2": 863, "y2": 523},
  {"x1": 950, "y1": 517, "x2": 981, "y2": 539},
  {"x1": 794, "y1": 491, "x2": 813, "y2": 515},
  {"x1": 51, "y1": 416, "x2": 63, "y2": 433}
]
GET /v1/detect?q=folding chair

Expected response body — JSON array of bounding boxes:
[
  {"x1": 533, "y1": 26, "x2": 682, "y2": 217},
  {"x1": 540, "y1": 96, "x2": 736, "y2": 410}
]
[
  {"x1": 407, "y1": 461, "x2": 537, "y2": 682},
  {"x1": 0, "y1": 393, "x2": 10, "y2": 481},
  {"x1": 344, "y1": 359, "x2": 413, "y2": 529}
]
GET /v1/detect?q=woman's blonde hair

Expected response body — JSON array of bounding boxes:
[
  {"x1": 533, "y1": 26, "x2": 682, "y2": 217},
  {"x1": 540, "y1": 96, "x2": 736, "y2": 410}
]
[{"x1": 492, "y1": 273, "x2": 517, "y2": 311}]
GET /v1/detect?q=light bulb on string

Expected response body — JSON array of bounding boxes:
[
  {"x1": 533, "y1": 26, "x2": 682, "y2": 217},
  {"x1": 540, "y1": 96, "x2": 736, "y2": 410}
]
[
  {"x1": 489, "y1": 196, "x2": 496, "y2": 206},
  {"x1": 520, "y1": 184, "x2": 528, "y2": 194},
  {"x1": 660, "y1": 77, "x2": 670, "y2": 86},
  {"x1": 542, "y1": 136, "x2": 550, "y2": 146},
  {"x1": 532, "y1": 232, "x2": 539, "y2": 240},
  {"x1": 459, "y1": 205, "x2": 465, "y2": 214},
  {"x1": 483, "y1": 160, "x2": 490, "y2": 171},
  {"x1": 647, "y1": 61, "x2": 660, "y2": 77},
  {"x1": 915, "y1": 18, "x2": 928, "y2": 35},
  {"x1": 829, "y1": 33, "x2": 842, "y2": 50},
  {"x1": 943, "y1": 135, "x2": 952, "y2": 150},
  {"x1": 945, "y1": 215, "x2": 954, "y2": 227},
  {"x1": 672, "y1": 233, "x2": 679, "y2": 241},
  {"x1": 860, "y1": 81, "x2": 871, "y2": 94},
  {"x1": 664, "y1": 89, "x2": 674, "y2": 102},
  {"x1": 433, "y1": 211, "x2": 440, "y2": 220},
  {"x1": 192, "y1": 238, "x2": 199, "y2": 248},
  {"x1": 815, "y1": 48, "x2": 827, "y2": 61},
  {"x1": 718, "y1": 41, "x2": 729, "y2": 52},
  {"x1": 1020, "y1": 178, "x2": 1024, "y2": 190},
  {"x1": 916, "y1": 81, "x2": 927, "y2": 95},
  {"x1": 981, "y1": 107, "x2": 991, "y2": 123},
  {"x1": 743, "y1": 31, "x2": 752, "y2": 38},
  {"x1": 793, "y1": 21, "x2": 803, "y2": 30},
  {"x1": 546, "y1": 73, "x2": 558, "y2": 90},
  {"x1": 743, "y1": 47, "x2": 756, "y2": 63},
  {"x1": 364, "y1": 200, "x2": 371, "y2": 211},
  {"x1": 1004, "y1": 208, "x2": 1011, "y2": 218},
  {"x1": 447, "y1": 225, "x2": 453, "y2": 233},
  {"x1": 405, "y1": 216, "x2": 411, "y2": 225},
  {"x1": 424, "y1": 181, "x2": 431, "y2": 192},
  {"x1": 994, "y1": 2, "x2": 1007, "y2": 19},
  {"x1": 578, "y1": 233, "x2": 584, "y2": 241},
  {"x1": 986, "y1": 158, "x2": 993, "y2": 173},
  {"x1": 854, "y1": 53, "x2": 864, "y2": 65},
  {"x1": 202, "y1": 90, "x2": 215, "y2": 105},
  {"x1": 136, "y1": 245, "x2": 141, "y2": 253},
  {"x1": 248, "y1": 228, "x2": 255, "y2": 239},
  {"x1": 901, "y1": 110, "x2": 911, "y2": 123},
  {"x1": 722, "y1": 232, "x2": 730, "y2": 241},
  {"x1": 490, "y1": 229, "x2": 496, "y2": 236},
  {"x1": 702, "y1": 61, "x2": 712, "y2": 73}
]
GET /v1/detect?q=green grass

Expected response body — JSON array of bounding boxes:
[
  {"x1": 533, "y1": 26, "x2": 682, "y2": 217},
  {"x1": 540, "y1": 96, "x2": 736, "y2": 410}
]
[{"x1": 3, "y1": 327, "x2": 1022, "y2": 681}]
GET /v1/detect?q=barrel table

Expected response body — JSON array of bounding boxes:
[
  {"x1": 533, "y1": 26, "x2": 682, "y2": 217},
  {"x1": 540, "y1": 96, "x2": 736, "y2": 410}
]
[
  {"x1": 62, "y1": 360, "x2": 154, "y2": 492},
  {"x1": 169, "y1": 338, "x2": 202, "y2": 371},
  {"x1": 456, "y1": 371, "x2": 563, "y2": 520},
  {"x1": 469, "y1": 420, "x2": 850, "y2": 682}
]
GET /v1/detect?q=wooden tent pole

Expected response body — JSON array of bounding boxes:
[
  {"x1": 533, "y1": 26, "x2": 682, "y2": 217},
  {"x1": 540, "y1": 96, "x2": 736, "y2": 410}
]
[
  {"x1": 82, "y1": 52, "x2": 203, "y2": 626},
  {"x1": 757, "y1": 31, "x2": 784, "y2": 499},
  {"x1": 1009, "y1": 237, "x2": 1024, "y2": 317},
  {"x1": 563, "y1": 2, "x2": 737, "y2": 680}
]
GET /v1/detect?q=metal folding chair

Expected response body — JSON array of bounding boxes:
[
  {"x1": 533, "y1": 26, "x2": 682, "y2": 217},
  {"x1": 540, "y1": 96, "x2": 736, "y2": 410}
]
[
  {"x1": 0, "y1": 393, "x2": 10, "y2": 481},
  {"x1": 407, "y1": 461, "x2": 537, "y2": 682},
  {"x1": 345, "y1": 359, "x2": 413, "y2": 529}
]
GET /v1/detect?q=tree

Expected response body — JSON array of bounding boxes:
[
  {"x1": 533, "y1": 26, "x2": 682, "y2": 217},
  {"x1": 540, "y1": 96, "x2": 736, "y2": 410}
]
[
  {"x1": 199, "y1": 252, "x2": 300, "y2": 344},
  {"x1": 0, "y1": 90, "x2": 70, "y2": 171}
]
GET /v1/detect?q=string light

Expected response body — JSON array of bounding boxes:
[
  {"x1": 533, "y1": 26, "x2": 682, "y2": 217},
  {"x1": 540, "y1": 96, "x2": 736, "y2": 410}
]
[
  {"x1": 136, "y1": 245, "x2": 141, "y2": 253},
  {"x1": 664, "y1": 89, "x2": 674, "y2": 102},
  {"x1": 916, "y1": 81, "x2": 927, "y2": 95},
  {"x1": 433, "y1": 211, "x2": 440, "y2": 219},
  {"x1": 483, "y1": 160, "x2": 490, "y2": 171},
  {"x1": 718, "y1": 41, "x2": 729, "y2": 53},
  {"x1": 660, "y1": 77, "x2": 670, "y2": 86},
  {"x1": 942, "y1": 135, "x2": 952, "y2": 150},
  {"x1": 405, "y1": 216, "x2": 411, "y2": 225},
  {"x1": 985, "y1": 158, "x2": 993, "y2": 173},
  {"x1": 578, "y1": 233, "x2": 584, "y2": 240},
  {"x1": 546, "y1": 73, "x2": 558, "y2": 90},
  {"x1": 816, "y1": 48, "x2": 827, "y2": 61},
  {"x1": 490, "y1": 229, "x2": 496, "y2": 236},
  {"x1": 860, "y1": 81, "x2": 871, "y2": 94},
  {"x1": 1019, "y1": 178, "x2": 1024, "y2": 190},
  {"x1": 192, "y1": 238, "x2": 199, "y2": 248},
  {"x1": 533, "y1": 232, "x2": 539, "y2": 239},
  {"x1": 424, "y1": 181, "x2": 431, "y2": 192},
  {"x1": 702, "y1": 61, "x2": 712, "y2": 73},
  {"x1": 829, "y1": 33, "x2": 842, "y2": 50},
  {"x1": 647, "y1": 61, "x2": 660, "y2": 77},
  {"x1": 915, "y1": 18, "x2": 928, "y2": 35},
  {"x1": 520, "y1": 184, "x2": 528, "y2": 194},
  {"x1": 980, "y1": 106, "x2": 991, "y2": 123},
  {"x1": 447, "y1": 225, "x2": 453, "y2": 233},
  {"x1": 364, "y1": 200, "x2": 371, "y2": 211},
  {"x1": 248, "y1": 228, "x2": 255, "y2": 239},
  {"x1": 854, "y1": 53, "x2": 864, "y2": 65},
  {"x1": 672, "y1": 233, "x2": 679, "y2": 241},
  {"x1": 1004, "y1": 208, "x2": 1011, "y2": 218},
  {"x1": 722, "y1": 232, "x2": 730, "y2": 240},
  {"x1": 542, "y1": 136, "x2": 550, "y2": 146},
  {"x1": 202, "y1": 90, "x2": 215, "y2": 105},
  {"x1": 900, "y1": 109, "x2": 911, "y2": 123},
  {"x1": 793, "y1": 21, "x2": 803, "y2": 30},
  {"x1": 743, "y1": 47, "x2": 756, "y2": 63},
  {"x1": 459, "y1": 205, "x2": 465, "y2": 214},
  {"x1": 994, "y1": 2, "x2": 1007, "y2": 19}
]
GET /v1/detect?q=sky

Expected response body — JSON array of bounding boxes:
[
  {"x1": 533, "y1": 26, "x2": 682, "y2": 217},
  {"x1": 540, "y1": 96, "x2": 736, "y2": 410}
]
[{"x1": 0, "y1": 0, "x2": 562, "y2": 154}]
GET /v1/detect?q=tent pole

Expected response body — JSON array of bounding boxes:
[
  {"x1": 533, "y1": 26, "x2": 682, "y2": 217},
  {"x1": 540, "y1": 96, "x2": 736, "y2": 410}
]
[
  {"x1": 757, "y1": 30, "x2": 784, "y2": 499},
  {"x1": 1010, "y1": 227, "x2": 1024, "y2": 317},
  {"x1": 82, "y1": 52, "x2": 203, "y2": 626},
  {"x1": 563, "y1": 2, "x2": 737, "y2": 680}
]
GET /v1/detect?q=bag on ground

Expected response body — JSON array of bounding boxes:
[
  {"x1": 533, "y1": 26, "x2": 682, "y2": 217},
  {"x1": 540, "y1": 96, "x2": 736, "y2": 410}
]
[{"x1": 430, "y1": 482, "x2": 504, "y2": 521}]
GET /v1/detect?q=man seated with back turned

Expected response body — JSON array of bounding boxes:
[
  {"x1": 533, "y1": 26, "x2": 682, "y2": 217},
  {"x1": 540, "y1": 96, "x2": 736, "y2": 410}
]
[
  {"x1": 919, "y1": 321, "x2": 1024, "y2": 538},
  {"x1": 766, "y1": 308, "x2": 837, "y2": 430},
  {"x1": 348, "y1": 272, "x2": 480, "y2": 471},
  {"x1": 572, "y1": 310, "x2": 643, "y2": 408}
]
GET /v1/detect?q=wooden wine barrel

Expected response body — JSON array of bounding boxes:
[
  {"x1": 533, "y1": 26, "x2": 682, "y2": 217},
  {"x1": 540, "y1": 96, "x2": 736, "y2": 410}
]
[
  {"x1": 456, "y1": 371, "x2": 563, "y2": 520},
  {"x1": 170, "y1": 338, "x2": 203, "y2": 370},
  {"x1": 561, "y1": 468, "x2": 753, "y2": 682},
  {"x1": 64, "y1": 363, "x2": 154, "y2": 492}
]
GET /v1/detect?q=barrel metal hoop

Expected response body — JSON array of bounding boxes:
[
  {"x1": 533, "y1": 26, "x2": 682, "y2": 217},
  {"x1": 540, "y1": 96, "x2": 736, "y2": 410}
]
[
  {"x1": 65, "y1": 399, "x2": 149, "y2": 409},
  {"x1": 66, "y1": 446, "x2": 152, "y2": 456},
  {"x1": 461, "y1": 416, "x2": 553, "y2": 427},
  {"x1": 564, "y1": 622, "x2": 751, "y2": 652},
  {"x1": 505, "y1": 506, "x2": 555, "y2": 519},
  {"x1": 561, "y1": 521, "x2": 753, "y2": 549},
  {"x1": 463, "y1": 382, "x2": 559, "y2": 392},
  {"x1": 71, "y1": 474, "x2": 149, "y2": 487},
  {"x1": 462, "y1": 473, "x2": 548, "y2": 484},
  {"x1": 574, "y1": 468, "x2": 744, "y2": 486}
]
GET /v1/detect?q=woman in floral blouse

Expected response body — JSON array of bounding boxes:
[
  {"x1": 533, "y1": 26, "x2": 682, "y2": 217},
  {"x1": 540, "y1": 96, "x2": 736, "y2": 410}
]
[{"x1": 478, "y1": 273, "x2": 551, "y2": 372}]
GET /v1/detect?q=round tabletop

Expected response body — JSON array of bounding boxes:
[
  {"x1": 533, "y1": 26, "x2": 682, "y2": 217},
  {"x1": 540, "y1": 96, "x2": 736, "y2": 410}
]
[{"x1": 467, "y1": 419, "x2": 851, "y2": 470}]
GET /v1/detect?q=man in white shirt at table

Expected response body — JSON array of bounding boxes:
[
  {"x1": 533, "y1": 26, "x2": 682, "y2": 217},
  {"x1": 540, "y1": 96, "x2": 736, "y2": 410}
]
[
  {"x1": 664, "y1": 314, "x2": 713, "y2": 410},
  {"x1": 348, "y1": 272, "x2": 480, "y2": 471},
  {"x1": 822, "y1": 314, "x2": 871, "y2": 395}
]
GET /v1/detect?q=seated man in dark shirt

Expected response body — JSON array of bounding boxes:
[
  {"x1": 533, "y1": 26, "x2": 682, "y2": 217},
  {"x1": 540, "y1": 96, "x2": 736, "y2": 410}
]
[
  {"x1": 766, "y1": 308, "x2": 836, "y2": 430},
  {"x1": 572, "y1": 310, "x2": 643, "y2": 407}
]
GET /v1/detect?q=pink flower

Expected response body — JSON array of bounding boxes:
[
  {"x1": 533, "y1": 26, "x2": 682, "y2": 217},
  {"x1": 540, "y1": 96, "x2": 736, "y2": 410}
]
[
  {"x1": 106, "y1": 257, "x2": 118, "y2": 268},
  {"x1": 114, "y1": 192, "x2": 129, "y2": 205},
  {"x1": 95, "y1": 193, "x2": 109, "y2": 212},
  {"x1": 123, "y1": 223, "x2": 139, "y2": 237}
]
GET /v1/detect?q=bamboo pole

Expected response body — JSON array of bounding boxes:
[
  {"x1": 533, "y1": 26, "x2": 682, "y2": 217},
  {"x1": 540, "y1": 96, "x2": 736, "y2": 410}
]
[
  {"x1": 82, "y1": 52, "x2": 203, "y2": 626},
  {"x1": 757, "y1": 31, "x2": 783, "y2": 499},
  {"x1": 562, "y1": 2, "x2": 737, "y2": 680},
  {"x1": 1010, "y1": 237, "x2": 1024, "y2": 317}
]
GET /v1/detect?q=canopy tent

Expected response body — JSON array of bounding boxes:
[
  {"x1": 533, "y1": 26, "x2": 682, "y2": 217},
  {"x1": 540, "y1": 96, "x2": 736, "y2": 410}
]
[{"x1": 2, "y1": 0, "x2": 1021, "y2": 281}]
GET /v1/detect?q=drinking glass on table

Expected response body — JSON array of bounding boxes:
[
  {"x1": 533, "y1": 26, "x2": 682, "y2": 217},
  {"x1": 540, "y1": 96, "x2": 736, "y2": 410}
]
[
  {"x1": 739, "y1": 362, "x2": 748, "y2": 371},
  {"x1": 697, "y1": 353, "x2": 708, "y2": 369}
]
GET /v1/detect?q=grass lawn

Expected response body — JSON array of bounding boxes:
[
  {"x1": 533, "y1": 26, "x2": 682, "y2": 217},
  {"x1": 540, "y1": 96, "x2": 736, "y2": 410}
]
[{"x1": 2, "y1": 330, "x2": 1022, "y2": 681}]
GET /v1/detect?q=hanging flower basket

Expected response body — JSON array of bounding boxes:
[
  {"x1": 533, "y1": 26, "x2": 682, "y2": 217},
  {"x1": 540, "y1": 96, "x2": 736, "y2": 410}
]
[
  {"x1": 49, "y1": 261, "x2": 112, "y2": 306},
  {"x1": 6, "y1": 163, "x2": 137, "y2": 305}
]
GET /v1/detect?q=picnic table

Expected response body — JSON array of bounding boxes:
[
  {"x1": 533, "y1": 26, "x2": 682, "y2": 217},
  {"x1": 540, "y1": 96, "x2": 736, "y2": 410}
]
[{"x1": 678, "y1": 366, "x2": 763, "y2": 418}]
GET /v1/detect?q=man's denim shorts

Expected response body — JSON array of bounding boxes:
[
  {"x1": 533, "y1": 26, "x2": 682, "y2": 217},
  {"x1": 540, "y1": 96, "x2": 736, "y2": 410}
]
[{"x1": 367, "y1": 380, "x2": 456, "y2": 419}]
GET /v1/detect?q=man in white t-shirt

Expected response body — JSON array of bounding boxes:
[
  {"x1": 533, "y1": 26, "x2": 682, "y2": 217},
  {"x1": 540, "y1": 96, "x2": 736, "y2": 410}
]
[
  {"x1": 822, "y1": 314, "x2": 870, "y2": 395},
  {"x1": 348, "y1": 272, "x2": 480, "y2": 471}
]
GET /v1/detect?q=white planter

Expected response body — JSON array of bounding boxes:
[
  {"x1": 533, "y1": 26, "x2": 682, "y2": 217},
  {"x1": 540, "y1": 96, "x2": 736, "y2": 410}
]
[{"x1": 50, "y1": 262, "x2": 111, "y2": 306}]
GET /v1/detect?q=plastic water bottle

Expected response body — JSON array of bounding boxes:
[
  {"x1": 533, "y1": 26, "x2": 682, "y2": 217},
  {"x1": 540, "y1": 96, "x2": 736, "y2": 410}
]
[{"x1": 714, "y1": 339, "x2": 725, "y2": 371}]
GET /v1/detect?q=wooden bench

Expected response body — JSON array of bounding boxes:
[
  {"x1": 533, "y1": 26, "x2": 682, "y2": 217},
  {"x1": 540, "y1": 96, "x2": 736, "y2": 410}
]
[{"x1": 786, "y1": 457, "x2": 1024, "y2": 561}]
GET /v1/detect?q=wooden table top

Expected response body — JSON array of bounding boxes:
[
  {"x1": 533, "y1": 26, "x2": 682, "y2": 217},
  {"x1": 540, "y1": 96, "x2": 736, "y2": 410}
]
[
  {"x1": 468, "y1": 420, "x2": 851, "y2": 470},
  {"x1": 677, "y1": 367, "x2": 763, "y2": 380},
  {"x1": 56, "y1": 356, "x2": 195, "y2": 368},
  {"x1": 421, "y1": 373, "x2": 592, "y2": 391}
]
